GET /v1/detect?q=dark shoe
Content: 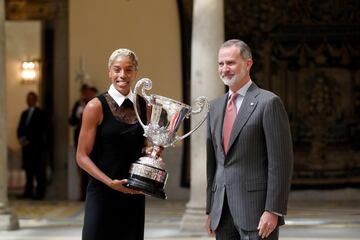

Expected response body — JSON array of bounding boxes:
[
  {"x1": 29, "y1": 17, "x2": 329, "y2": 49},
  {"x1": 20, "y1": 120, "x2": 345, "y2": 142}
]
[
  {"x1": 32, "y1": 194, "x2": 45, "y2": 200},
  {"x1": 17, "y1": 194, "x2": 32, "y2": 199}
]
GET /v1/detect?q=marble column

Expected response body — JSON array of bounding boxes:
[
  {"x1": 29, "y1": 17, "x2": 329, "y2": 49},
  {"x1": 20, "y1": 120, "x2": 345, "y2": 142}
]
[
  {"x1": 46, "y1": 0, "x2": 69, "y2": 200},
  {"x1": 0, "y1": 0, "x2": 19, "y2": 230},
  {"x1": 181, "y1": 0, "x2": 224, "y2": 232}
]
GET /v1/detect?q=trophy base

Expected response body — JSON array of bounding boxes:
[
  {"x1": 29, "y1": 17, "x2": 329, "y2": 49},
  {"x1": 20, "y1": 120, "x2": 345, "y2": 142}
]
[
  {"x1": 127, "y1": 178, "x2": 167, "y2": 199},
  {"x1": 127, "y1": 156, "x2": 168, "y2": 200}
]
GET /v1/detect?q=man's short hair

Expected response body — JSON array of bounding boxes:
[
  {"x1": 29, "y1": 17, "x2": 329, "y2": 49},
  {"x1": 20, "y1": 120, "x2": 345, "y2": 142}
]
[{"x1": 221, "y1": 39, "x2": 252, "y2": 60}]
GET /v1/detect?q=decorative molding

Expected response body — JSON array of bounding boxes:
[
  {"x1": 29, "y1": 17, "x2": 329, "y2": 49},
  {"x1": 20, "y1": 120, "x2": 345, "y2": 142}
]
[
  {"x1": 5, "y1": 0, "x2": 57, "y2": 20},
  {"x1": 225, "y1": 0, "x2": 360, "y2": 38},
  {"x1": 224, "y1": 0, "x2": 360, "y2": 188}
]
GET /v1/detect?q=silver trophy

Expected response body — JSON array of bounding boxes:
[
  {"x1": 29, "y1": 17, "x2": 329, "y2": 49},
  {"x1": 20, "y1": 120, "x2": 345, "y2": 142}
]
[{"x1": 126, "y1": 78, "x2": 209, "y2": 199}]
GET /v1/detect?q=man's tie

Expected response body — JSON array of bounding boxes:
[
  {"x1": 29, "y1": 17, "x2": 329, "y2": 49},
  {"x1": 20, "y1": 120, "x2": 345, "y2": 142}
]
[{"x1": 223, "y1": 93, "x2": 238, "y2": 154}]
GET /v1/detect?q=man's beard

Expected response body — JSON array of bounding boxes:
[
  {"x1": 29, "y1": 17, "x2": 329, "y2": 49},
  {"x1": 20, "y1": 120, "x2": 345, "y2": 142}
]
[
  {"x1": 221, "y1": 71, "x2": 246, "y2": 87},
  {"x1": 220, "y1": 65, "x2": 248, "y2": 87},
  {"x1": 221, "y1": 75, "x2": 237, "y2": 86}
]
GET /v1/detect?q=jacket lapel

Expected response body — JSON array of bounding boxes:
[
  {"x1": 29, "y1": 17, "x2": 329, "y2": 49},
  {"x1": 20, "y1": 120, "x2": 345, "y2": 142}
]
[
  {"x1": 227, "y1": 83, "x2": 259, "y2": 153},
  {"x1": 215, "y1": 94, "x2": 228, "y2": 154}
]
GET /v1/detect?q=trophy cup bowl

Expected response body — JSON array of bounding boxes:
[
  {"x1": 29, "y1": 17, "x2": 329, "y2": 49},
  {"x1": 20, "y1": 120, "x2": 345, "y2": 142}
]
[{"x1": 126, "y1": 78, "x2": 209, "y2": 199}]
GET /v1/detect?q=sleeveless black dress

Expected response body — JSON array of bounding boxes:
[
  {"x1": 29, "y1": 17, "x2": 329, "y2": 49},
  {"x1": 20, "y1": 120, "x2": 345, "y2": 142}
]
[{"x1": 82, "y1": 93, "x2": 147, "y2": 240}]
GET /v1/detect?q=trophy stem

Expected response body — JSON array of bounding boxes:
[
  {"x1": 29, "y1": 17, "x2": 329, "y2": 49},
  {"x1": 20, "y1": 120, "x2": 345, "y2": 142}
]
[{"x1": 150, "y1": 145, "x2": 162, "y2": 159}]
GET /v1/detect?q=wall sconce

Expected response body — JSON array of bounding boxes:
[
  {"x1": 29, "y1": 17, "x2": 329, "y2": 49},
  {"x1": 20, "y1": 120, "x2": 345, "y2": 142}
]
[{"x1": 21, "y1": 60, "x2": 40, "y2": 84}]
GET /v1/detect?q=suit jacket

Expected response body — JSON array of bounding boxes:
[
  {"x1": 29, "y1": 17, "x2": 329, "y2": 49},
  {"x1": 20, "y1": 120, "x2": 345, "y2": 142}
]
[
  {"x1": 17, "y1": 107, "x2": 47, "y2": 150},
  {"x1": 206, "y1": 82, "x2": 293, "y2": 231},
  {"x1": 69, "y1": 99, "x2": 86, "y2": 146}
]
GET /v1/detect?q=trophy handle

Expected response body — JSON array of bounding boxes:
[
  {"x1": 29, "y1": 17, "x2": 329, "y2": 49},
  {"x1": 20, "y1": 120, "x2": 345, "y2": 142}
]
[
  {"x1": 133, "y1": 78, "x2": 152, "y2": 130},
  {"x1": 174, "y1": 96, "x2": 209, "y2": 143}
]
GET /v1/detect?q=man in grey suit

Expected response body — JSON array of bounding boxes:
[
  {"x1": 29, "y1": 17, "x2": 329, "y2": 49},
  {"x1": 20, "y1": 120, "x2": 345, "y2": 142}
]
[{"x1": 205, "y1": 39, "x2": 293, "y2": 239}]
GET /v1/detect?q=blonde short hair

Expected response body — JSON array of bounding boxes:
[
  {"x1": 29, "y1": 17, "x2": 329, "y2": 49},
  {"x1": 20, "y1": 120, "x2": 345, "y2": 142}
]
[{"x1": 108, "y1": 48, "x2": 139, "y2": 70}]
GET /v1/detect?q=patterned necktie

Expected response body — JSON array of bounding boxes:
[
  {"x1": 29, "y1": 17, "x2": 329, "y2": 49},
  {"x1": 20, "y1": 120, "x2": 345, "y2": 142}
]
[{"x1": 223, "y1": 93, "x2": 238, "y2": 154}]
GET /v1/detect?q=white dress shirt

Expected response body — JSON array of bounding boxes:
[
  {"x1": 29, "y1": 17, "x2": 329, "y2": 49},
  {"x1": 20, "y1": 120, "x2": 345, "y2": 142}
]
[
  {"x1": 227, "y1": 79, "x2": 253, "y2": 113},
  {"x1": 107, "y1": 84, "x2": 135, "y2": 107}
]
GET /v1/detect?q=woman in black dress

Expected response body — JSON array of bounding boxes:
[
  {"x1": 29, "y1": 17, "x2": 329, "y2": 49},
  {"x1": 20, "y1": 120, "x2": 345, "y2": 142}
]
[{"x1": 77, "y1": 48, "x2": 149, "y2": 240}]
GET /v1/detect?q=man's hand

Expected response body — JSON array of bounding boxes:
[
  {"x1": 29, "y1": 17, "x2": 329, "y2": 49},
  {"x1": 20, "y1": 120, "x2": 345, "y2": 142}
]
[
  {"x1": 204, "y1": 215, "x2": 215, "y2": 236},
  {"x1": 19, "y1": 136, "x2": 29, "y2": 147},
  {"x1": 257, "y1": 211, "x2": 278, "y2": 239}
]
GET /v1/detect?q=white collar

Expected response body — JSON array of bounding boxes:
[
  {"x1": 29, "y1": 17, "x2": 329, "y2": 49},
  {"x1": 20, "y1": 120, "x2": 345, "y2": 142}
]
[
  {"x1": 107, "y1": 84, "x2": 135, "y2": 107},
  {"x1": 229, "y1": 79, "x2": 253, "y2": 97}
]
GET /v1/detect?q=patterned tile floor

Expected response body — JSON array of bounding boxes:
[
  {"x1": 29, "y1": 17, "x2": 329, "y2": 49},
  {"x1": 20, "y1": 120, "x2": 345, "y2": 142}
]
[{"x1": 0, "y1": 198, "x2": 360, "y2": 239}]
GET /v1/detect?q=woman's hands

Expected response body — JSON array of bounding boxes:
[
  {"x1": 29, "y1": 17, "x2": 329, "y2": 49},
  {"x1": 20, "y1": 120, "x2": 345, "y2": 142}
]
[
  {"x1": 108, "y1": 179, "x2": 144, "y2": 195},
  {"x1": 107, "y1": 145, "x2": 165, "y2": 195},
  {"x1": 107, "y1": 146, "x2": 165, "y2": 195}
]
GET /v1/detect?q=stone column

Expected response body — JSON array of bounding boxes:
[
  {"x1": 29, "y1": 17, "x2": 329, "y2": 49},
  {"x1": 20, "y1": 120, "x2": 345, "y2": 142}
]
[
  {"x1": 181, "y1": 0, "x2": 224, "y2": 232},
  {"x1": 0, "y1": 0, "x2": 19, "y2": 230},
  {"x1": 46, "y1": 0, "x2": 69, "y2": 200}
]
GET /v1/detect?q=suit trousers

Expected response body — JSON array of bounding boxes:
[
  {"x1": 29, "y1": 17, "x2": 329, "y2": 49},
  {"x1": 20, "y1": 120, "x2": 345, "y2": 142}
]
[
  {"x1": 22, "y1": 145, "x2": 46, "y2": 199},
  {"x1": 215, "y1": 193, "x2": 279, "y2": 240}
]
